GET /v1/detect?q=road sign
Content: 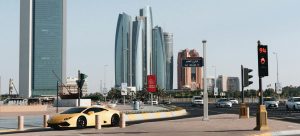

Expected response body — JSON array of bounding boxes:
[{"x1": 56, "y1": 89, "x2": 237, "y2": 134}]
[
  {"x1": 147, "y1": 75, "x2": 156, "y2": 93},
  {"x1": 182, "y1": 57, "x2": 203, "y2": 67},
  {"x1": 214, "y1": 87, "x2": 218, "y2": 96},
  {"x1": 275, "y1": 82, "x2": 282, "y2": 94},
  {"x1": 127, "y1": 86, "x2": 136, "y2": 95},
  {"x1": 121, "y1": 83, "x2": 127, "y2": 95}
]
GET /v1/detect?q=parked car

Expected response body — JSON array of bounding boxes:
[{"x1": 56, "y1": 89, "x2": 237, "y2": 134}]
[
  {"x1": 286, "y1": 97, "x2": 300, "y2": 111},
  {"x1": 263, "y1": 97, "x2": 279, "y2": 109},
  {"x1": 229, "y1": 98, "x2": 239, "y2": 104},
  {"x1": 215, "y1": 98, "x2": 232, "y2": 108},
  {"x1": 191, "y1": 96, "x2": 203, "y2": 106},
  {"x1": 47, "y1": 106, "x2": 120, "y2": 129},
  {"x1": 146, "y1": 100, "x2": 158, "y2": 105}
]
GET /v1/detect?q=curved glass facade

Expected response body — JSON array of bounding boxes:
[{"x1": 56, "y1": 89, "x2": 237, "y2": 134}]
[
  {"x1": 152, "y1": 26, "x2": 166, "y2": 89},
  {"x1": 132, "y1": 17, "x2": 145, "y2": 90},
  {"x1": 115, "y1": 13, "x2": 131, "y2": 87},
  {"x1": 140, "y1": 6, "x2": 153, "y2": 75}
]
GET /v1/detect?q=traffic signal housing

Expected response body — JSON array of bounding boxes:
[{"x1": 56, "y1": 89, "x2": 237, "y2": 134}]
[
  {"x1": 243, "y1": 68, "x2": 253, "y2": 87},
  {"x1": 257, "y1": 43, "x2": 268, "y2": 77}
]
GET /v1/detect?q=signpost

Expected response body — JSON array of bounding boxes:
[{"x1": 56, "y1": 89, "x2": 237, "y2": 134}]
[
  {"x1": 121, "y1": 83, "x2": 127, "y2": 105},
  {"x1": 182, "y1": 57, "x2": 203, "y2": 67},
  {"x1": 147, "y1": 75, "x2": 156, "y2": 106},
  {"x1": 103, "y1": 88, "x2": 108, "y2": 102}
]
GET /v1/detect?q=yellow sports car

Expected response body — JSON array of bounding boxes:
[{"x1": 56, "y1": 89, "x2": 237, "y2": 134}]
[{"x1": 47, "y1": 106, "x2": 120, "y2": 129}]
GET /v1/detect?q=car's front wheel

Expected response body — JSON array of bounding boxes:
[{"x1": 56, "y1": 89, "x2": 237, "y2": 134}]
[
  {"x1": 111, "y1": 114, "x2": 120, "y2": 127},
  {"x1": 76, "y1": 116, "x2": 87, "y2": 129}
]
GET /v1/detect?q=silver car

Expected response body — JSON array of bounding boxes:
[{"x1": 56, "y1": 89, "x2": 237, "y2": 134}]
[
  {"x1": 263, "y1": 97, "x2": 279, "y2": 109},
  {"x1": 215, "y1": 98, "x2": 232, "y2": 108},
  {"x1": 286, "y1": 97, "x2": 300, "y2": 111}
]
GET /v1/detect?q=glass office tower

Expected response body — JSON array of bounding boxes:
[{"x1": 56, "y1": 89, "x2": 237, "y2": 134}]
[
  {"x1": 115, "y1": 13, "x2": 132, "y2": 88},
  {"x1": 132, "y1": 17, "x2": 146, "y2": 90},
  {"x1": 140, "y1": 6, "x2": 153, "y2": 76},
  {"x1": 152, "y1": 26, "x2": 166, "y2": 89},
  {"x1": 164, "y1": 32, "x2": 174, "y2": 90},
  {"x1": 19, "y1": 0, "x2": 66, "y2": 97}
]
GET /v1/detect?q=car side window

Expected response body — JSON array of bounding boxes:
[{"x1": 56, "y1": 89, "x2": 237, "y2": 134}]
[{"x1": 84, "y1": 108, "x2": 106, "y2": 114}]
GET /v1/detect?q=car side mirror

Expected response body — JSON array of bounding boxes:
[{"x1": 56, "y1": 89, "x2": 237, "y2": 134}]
[{"x1": 87, "y1": 111, "x2": 95, "y2": 115}]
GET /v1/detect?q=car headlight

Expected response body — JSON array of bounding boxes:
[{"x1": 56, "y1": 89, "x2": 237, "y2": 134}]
[{"x1": 64, "y1": 117, "x2": 72, "y2": 121}]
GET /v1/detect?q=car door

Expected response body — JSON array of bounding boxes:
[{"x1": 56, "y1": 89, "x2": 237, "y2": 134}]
[{"x1": 94, "y1": 108, "x2": 111, "y2": 125}]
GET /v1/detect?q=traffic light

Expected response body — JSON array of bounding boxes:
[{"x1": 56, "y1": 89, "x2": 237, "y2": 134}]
[
  {"x1": 243, "y1": 68, "x2": 253, "y2": 87},
  {"x1": 76, "y1": 73, "x2": 88, "y2": 89},
  {"x1": 257, "y1": 41, "x2": 268, "y2": 77}
]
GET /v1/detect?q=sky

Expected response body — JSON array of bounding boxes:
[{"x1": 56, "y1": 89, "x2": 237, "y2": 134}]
[{"x1": 1, "y1": 0, "x2": 300, "y2": 94}]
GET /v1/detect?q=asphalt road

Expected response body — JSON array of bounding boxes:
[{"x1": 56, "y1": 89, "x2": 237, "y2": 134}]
[{"x1": 173, "y1": 102, "x2": 300, "y2": 124}]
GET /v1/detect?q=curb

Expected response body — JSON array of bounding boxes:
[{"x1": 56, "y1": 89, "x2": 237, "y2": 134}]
[
  {"x1": 252, "y1": 130, "x2": 300, "y2": 136},
  {"x1": 125, "y1": 109, "x2": 187, "y2": 121}
]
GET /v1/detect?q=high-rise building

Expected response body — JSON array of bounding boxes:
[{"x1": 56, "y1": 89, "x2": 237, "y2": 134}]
[
  {"x1": 177, "y1": 49, "x2": 203, "y2": 90},
  {"x1": 207, "y1": 77, "x2": 216, "y2": 91},
  {"x1": 140, "y1": 6, "x2": 153, "y2": 76},
  {"x1": 19, "y1": 0, "x2": 67, "y2": 98},
  {"x1": 164, "y1": 32, "x2": 173, "y2": 90},
  {"x1": 115, "y1": 13, "x2": 132, "y2": 88},
  {"x1": 216, "y1": 75, "x2": 228, "y2": 92},
  {"x1": 132, "y1": 16, "x2": 145, "y2": 90},
  {"x1": 152, "y1": 26, "x2": 166, "y2": 89},
  {"x1": 227, "y1": 77, "x2": 240, "y2": 92}
]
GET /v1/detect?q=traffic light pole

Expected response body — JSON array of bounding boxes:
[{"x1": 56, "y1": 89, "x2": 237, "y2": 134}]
[
  {"x1": 78, "y1": 70, "x2": 81, "y2": 107},
  {"x1": 241, "y1": 65, "x2": 244, "y2": 103},
  {"x1": 254, "y1": 40, "x2": 269, "y2": 131},
  {"x1": 259, "y1": 77, "x2": 263, "y2": 105}
]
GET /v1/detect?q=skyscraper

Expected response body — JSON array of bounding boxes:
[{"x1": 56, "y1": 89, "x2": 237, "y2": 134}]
[
  {"x1": 177, "y1": 49, "x2": 203, "y2": 90},
  {"x1": 152, "y1": 26, "x2": 166, "y2": 89},
  {"x1": 115, "y1": 13, "x2": 132, "y2": 88},
  {"x1": 19, "y1": 0, "x2": 66, "y2": 98},
  {"x1": 132, "y1": 16, "x2": 145, "y2": 90},
  {"x1": 164, "y1": 32, "x2": 173, "y2": 90},
  {"x1": 140, "y1": 6, "x2": 153, "y2": 76}
]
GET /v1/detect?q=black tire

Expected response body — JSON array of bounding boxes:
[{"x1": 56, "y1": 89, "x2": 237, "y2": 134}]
[
  {"x1": 286, "y1": 105, "x2": 289, "y2": 111},
  {"x1": 111, "y1": 114, "x2": 120, "y2": 127},
  {"x1": 51, "y1": 125, "x2": 61, "y2": 130},
  {"x1": 293, "y1": 105, "x2": 296, "y2": 111},
  {"x1": 76, "y1": 116, "x2": 87, "y2": 129}
]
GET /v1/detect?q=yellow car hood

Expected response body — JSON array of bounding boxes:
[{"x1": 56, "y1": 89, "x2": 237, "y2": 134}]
[{"x1": 48, "y1": 113, "x2": 80, "y2": 123}]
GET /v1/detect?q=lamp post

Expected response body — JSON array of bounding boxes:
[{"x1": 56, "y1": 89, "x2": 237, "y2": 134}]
[
  {"x1": 273, "y1": 52, "x2": 279, "y2": 93},
  {"x1": 104, "y1": 65, "x2": 108, "y2": 102},
  {"x1": 202, "y1": 40, "x2": 209, "y2": 121},
  {"x1": 212, "y1": 66, "x2": 217, "y2": 102}
]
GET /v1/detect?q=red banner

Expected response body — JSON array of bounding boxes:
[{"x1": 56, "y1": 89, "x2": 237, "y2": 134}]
[{"x1": 147, "y1": 75, "x2": 156, "y2": 93}]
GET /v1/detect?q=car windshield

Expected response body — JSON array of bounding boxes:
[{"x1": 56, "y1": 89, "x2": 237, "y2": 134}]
[
  {"x1": 294, "y1": 98, "x2": 300, "y2": 102},
  {"x1": 61, "y1": 108, "x2": 87, "y2": 114},
  {"x1": 263, "y1": 98, "x2": 276, "y2": 101},
  {"x1": 218, "y1": 99, "x2": 228, "y2": 102},
  {"x1": 194, "y1": 97, "x2": 202, "y2": 100}
]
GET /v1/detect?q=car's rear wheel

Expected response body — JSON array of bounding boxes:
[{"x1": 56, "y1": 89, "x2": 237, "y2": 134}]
[
  {"x1": 77, "y1": 116, "x2": 87, "y2": 129},
  {"x1": 111, "y1": 114, "x2": 120, "y2": 127},
  {"x1": 51, "y1": 125, "x2": 61, "y2": 130}
]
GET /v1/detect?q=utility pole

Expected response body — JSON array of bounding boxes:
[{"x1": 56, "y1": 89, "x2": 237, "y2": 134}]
[
  {"x1": 202, "y1": 40, "x2": 209, "y2": 121},
  {"x1": 78, "y1": 70, "x2": 81, "y2": 107}
]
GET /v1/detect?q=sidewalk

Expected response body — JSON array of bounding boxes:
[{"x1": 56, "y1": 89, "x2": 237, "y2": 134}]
[{"x1": 1, "y1": 114, "x2": 300, "y2": 136}]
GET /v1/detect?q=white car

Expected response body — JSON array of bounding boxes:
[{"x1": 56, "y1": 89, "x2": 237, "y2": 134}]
[
  {"x1": 229, "y1": 98, "x2": 239, "y2": 104},
  {"x1": 191, "y1": 96, "x2": 203, "y2": 106},
  {"x1": 215, "y1": 98, "x2": 232, "y2": 108},
  {"x1": 263, "y1": 97, "x2": 279, "y2": 109},
  {"x1": 286, "y1": 97, "x2": 300, "y2": 111}
]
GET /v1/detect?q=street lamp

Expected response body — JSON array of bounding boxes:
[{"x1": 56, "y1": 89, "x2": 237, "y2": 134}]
[
  {"x1": 273, "y1": 52, "x2": 279, "y2": 93},
  {"x1": 202, "y1": 40, "x2": 208, "y2": 121}
]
